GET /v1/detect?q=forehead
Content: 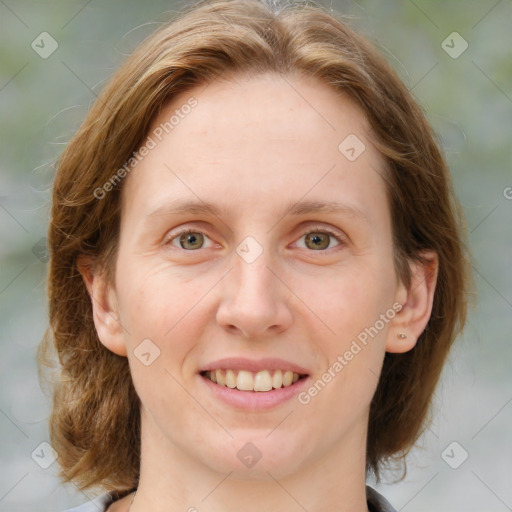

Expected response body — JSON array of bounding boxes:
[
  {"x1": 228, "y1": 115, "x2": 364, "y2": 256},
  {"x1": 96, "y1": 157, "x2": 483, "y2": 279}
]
[
  {"x1": 155, "y1": 72, "x2": 371, "y2": 153},
  {"x1": 121, "y1": 72, "x2": 387, "y2": 224}
]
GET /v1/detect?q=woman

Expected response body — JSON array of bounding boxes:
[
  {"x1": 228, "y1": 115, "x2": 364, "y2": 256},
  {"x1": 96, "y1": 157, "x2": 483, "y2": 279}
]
[{"x1": 38, "y1": 0, "x2": 470, "y2": 511}]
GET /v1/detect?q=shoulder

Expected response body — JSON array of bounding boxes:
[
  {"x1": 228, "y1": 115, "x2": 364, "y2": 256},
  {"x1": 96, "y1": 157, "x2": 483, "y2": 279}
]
[
  {"x1": 366, "y1": 485, "x2": 396, "y2": 512},
  {"x1": 62, "y1": 493, "x2": 114, "y2": 512}
]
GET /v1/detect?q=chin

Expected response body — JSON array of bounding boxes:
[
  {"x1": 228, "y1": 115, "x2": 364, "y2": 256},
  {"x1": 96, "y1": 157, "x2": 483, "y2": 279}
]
[{"x1": 200, "y1": 435, "x2": 308, "y2": 480}]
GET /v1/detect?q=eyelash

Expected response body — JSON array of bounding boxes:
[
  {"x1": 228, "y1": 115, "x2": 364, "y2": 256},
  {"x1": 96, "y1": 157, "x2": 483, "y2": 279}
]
[{"x1": 165, "y1": 226, "x2": 345, "y2": 252}]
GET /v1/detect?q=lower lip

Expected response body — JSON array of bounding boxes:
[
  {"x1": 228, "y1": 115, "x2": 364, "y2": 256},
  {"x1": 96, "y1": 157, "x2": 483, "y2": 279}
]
[{"x1": 199, "y1": 373, "x2": 310, "y2": 411}]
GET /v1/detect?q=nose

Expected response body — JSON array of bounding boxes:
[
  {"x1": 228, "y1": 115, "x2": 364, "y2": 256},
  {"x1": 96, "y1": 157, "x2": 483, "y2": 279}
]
[{"x1": 216, "y1": 249, "x2": 293, "y2": 338}]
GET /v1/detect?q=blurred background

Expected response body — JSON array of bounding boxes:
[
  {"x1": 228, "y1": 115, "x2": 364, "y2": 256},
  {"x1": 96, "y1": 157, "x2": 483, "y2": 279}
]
[{"x1": 0, "y1": 1, "x2": 511, "y2": 510}]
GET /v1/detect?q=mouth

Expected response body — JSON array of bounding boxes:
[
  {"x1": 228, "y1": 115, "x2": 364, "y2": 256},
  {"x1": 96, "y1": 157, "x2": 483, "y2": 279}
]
[
  {"x1": 198, "y1": 357, "x2": 311, "y2": 410},
  {"x1": 200, "y1": 369, "x2": 309, "y2": 392}
]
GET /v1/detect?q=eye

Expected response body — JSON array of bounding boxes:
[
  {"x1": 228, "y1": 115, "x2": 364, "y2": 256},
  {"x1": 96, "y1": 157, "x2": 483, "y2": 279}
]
[
  {"x1": 167, "y1": 229, "x2": 214, "y2": 250},
  {"x1": 165, "y1": 227, "x2": 344, "y2": 252},
  {"x1": 296, "y1": 228, "x2": 343, "y2": 251}
]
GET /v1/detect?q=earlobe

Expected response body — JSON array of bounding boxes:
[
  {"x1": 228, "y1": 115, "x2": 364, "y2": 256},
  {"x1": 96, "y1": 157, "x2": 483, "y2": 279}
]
[
  {"x1": 77, "y1": 256, "x2": 127, "y2": 357},
  {"x1": 386, "y1": 251, "x2": 438, "y2": 354}
]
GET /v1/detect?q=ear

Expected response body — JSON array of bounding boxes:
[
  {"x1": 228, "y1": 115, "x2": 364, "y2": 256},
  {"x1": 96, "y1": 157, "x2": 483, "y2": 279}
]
[
  {"x1": 386, "y1": 251, "x2": 438, "y2": 353},
  {"x1": 77, "y1": 255, "x2": 127, "y2": 357}
]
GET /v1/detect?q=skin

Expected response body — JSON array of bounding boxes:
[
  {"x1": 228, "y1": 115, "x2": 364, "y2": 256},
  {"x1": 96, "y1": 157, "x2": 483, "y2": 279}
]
[{"x1": 82, "y1": 72, "x2": 437, "y2": 512}]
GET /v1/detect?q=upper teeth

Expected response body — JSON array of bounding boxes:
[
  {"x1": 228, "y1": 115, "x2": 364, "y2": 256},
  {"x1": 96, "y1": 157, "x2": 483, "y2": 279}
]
[{"x1": 204, "y1": 369, "x2": 302, "y2": 391}]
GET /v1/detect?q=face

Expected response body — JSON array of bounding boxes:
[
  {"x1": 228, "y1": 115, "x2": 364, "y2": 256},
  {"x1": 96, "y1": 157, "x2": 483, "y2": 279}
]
[{"x1": 97, "y1": 72, "x2": 415, "y2": 480}]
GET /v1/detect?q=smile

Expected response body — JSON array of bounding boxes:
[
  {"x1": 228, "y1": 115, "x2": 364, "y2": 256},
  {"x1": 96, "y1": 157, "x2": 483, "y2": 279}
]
[{"x1": 201, "y1": 369, "x2": 308, "y2": 392}]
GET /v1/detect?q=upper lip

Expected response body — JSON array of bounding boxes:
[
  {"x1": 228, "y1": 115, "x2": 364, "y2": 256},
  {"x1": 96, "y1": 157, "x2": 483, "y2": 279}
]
[{"x1": 199, "y1": 357, "x2": 310, "y2": 375}]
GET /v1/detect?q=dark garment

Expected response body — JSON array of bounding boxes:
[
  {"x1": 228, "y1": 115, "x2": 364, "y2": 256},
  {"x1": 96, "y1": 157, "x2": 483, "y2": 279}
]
[
  {"x1": 367, "y1": 485, "x2": 397, "y2": 512},
  {"x1": 64, "y1": 485, "x2": 396, "y2": 512}
]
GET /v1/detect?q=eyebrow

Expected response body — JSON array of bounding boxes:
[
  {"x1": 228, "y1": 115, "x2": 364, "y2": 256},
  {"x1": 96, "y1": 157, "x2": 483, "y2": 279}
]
[{"x1": 144, "y1": 199, "x2": 368, "y2": 223}]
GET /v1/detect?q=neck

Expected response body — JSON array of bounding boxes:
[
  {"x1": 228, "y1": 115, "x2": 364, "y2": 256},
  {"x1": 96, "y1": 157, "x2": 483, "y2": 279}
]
[{"x1": 129, "y1": 407, "x2": 370, "y2": 512}]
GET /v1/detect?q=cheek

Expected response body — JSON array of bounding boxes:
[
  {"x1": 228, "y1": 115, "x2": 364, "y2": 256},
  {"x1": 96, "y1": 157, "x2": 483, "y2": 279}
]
[
  {"x1": 118, "y1": 264, "x2": 205, "y2": 411},
  {"x1": 301, "y1": 261, "x2": 395, "y2": 393},
  {"x1": 116, "y1": 259, "x2": 223, "y2": 399},
  {"x1": 301, "y1": 260, "x2": 396, "y2": 335},
  {"x1": 116, "y1": 259, "x2": 210, "y2": 339}
]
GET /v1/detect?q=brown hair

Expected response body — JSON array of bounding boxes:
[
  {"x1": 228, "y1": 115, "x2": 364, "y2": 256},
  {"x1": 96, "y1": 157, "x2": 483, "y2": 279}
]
[{"x1": 37, "y1": 0, "x2": 471, "y2": 495}]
